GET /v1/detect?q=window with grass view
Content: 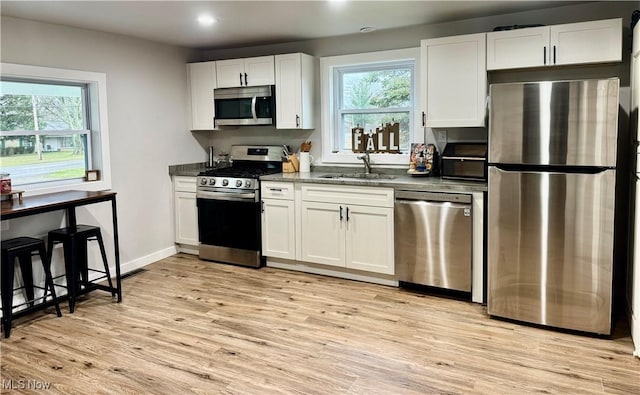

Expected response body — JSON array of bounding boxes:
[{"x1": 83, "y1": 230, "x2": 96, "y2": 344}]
[
  {"x1": 0, "y1": 80, "x2": 90, "y2": 187},
  {"x1": 334, "y1": 61, "x2": 414, "y2": 153}
]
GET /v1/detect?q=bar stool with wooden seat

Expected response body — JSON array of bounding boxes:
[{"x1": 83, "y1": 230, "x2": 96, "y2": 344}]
[
  {"x1": 1, "y1": 237, "x2": 62, "y2": 338},
  {"x1": 47, "y1": 225, "x2": 114, "y2": 313}
]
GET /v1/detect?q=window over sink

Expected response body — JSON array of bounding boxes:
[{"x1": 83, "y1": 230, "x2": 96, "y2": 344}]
[{"x1": 321, "y1": 48, "x2": 420, "y2": 166}]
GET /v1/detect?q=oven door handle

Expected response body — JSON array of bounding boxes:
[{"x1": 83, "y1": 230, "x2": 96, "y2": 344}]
[{"x1": 197, "y1": 190, "x2": 257, "y2": 202}]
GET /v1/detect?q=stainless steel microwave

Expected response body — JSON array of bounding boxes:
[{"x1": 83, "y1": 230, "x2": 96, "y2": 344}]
[{"x1": 214, "y1": 85, "x2": 275, "y2": 127}]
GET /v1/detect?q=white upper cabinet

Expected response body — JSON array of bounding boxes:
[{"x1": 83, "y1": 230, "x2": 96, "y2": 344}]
[
  {"x1": 275, "y1": 53, "x2": 316, "y2": 129},
  {"x1": 486, "y1": 26, "x2": 549, "y2": 70},
  {"x1": 551, "y1": 19, "x2": 622, "y2": 66},
  {"x1": 421, "y1": 33, "x2": 487, "y2": 128},
  {"x1": 216, "y1": 56, "x2": 275, "y2": 88},
  {"x1": 487, "y1": 18, "x2": 622, "y2": 70},
  {"x1": 187, "y1": 61, "x2": 216, "y2": 130}
]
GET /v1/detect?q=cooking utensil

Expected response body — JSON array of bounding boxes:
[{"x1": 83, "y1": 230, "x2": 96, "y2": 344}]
[{"x1": 301, "y1": 141, "x2": 312, "y2": 152}]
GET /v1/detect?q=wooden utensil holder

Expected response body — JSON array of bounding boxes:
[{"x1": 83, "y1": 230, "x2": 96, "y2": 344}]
[{"x1": 282, "y1": 155, "x2": 299, "y2": 173}]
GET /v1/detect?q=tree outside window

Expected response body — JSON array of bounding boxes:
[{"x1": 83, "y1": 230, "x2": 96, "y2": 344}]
[
  {"x1": 335, "y1": 62, "x2": 414, "y2": 153},
  {"x1": 0, "y1": 80, "x2": 89, "y2": 186}
]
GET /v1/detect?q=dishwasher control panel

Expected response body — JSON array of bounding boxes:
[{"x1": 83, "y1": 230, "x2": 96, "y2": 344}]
[{"x1": 395, "y1": 190, "x2": 472, "y2": 204}]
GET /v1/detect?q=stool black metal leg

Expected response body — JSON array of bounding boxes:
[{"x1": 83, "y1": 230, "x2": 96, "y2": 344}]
[
  {"x1": 46, "y1": 238, "x2": 56, "y2": 304},
  {"x1": 38, "y1": 244, "x2": 61, "y2": 318},
  {"x1": 77, "y1": 239, "x2": 89, "y2": 289},
  {"x1": 64, "y1": 239, "x2": 78, "y2": 314},
  {"x1": 111, "y1": 197, "x2": 122, "y2": 303},
  {"x1": 1, "y1": 251, "x2": 16, "y2": 338},
  {"x1": 17, "y1": 252, "x2": 35, "y2": 307},
  {"x1": 95, "y1": 232, "x2": 115, "y2": 296}
]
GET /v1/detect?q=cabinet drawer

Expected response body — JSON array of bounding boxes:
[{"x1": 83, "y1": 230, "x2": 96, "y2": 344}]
[
  {"x1": 301, "y1": 184, "x2": 393, "y2": 207},
  {"x1": 261, "y1": 181, "x2": 294, "y2": 200},
  {"x1": 174, "y1": 176, "x2": 197, "y2": 193}
]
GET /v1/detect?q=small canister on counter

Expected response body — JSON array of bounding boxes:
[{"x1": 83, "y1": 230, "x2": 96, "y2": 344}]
[{"x1": 1, "y1": 173, "x2": 12, "y2": 193}]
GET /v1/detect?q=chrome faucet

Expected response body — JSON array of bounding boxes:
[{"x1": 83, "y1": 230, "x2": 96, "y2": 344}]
[{"x1": 357, "y1": 151, "x2": 372, "y2": 174}]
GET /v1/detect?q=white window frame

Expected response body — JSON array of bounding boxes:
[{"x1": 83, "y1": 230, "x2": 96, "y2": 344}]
[
  {"x1": 320, "y1": 48, "x2": 422, "y2": 166},
  {"x1": 1, "y1": 63, "x2": 111, "y2": 195}
]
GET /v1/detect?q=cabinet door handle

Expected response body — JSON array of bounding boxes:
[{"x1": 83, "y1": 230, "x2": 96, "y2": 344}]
[
  {"x1": 422, "y1": 111, "x2": 426, "y2": 127},
  {"x1": 296, "y1": 115, "x2": 300, "y2": 128},
  {"x1": 346, "y1": 207, "x2": 350, "y2": 222},
  {"x1": 244, "y1": 73, "x2": 248, "y2": 86},
  {"x1": 339, "y1": 206, "x2": 343, "y2": 221},
  {"x1": 269, "y1": 188, "x2": 282, "y2": 192},
  {"x1": 261, "y1": 200, "x2": 264, "y2": 213},
  {"x1": 553, "y1": 45, "x2": 556, "y2": 64},
  {"x1": 239, "y1": 73, "x2": 243, "y2": 86},
  {"x1": 543, "y1": 46, "x2": 547, "y2": 65}
]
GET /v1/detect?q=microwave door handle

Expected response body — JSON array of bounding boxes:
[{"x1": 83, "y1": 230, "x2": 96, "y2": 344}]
[{"x1": 251, "y1": 96, "x2": 257, "y2": 120}]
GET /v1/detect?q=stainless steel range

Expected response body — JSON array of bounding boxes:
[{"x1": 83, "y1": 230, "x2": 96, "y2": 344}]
[{"x1": 196, "y1": 145, "x2": 282, "y2": 267}]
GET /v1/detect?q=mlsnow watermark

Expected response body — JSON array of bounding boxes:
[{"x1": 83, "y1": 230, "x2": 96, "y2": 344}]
[{"x1": 2, "y1": 379, "x2": 52, "y2": 390}]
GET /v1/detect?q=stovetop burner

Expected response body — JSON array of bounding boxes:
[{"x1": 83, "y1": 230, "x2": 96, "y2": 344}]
[
  {"x1": 199, "y1": 165, "x2": 281, "y2": 179},
  {"x1": 197, "y1": 145, "x2": 283, "y2": 191}
]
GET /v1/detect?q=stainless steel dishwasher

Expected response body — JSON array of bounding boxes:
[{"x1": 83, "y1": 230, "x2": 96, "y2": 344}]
[{"x1": 395, "y1": 190, "x2": 472, "y2": 292}]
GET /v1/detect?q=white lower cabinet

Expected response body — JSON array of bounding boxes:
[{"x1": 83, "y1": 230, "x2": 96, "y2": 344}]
[
  {"x1": 344, "y1": 205, "x2": 394, "y2": 275},
  {"x1": 261, "y1": 199, "x2": 296, "y2": 260},
  {"x1": 299, "y1": 185, "x2": 394, "y2": 275},
  {"x1": 173, "y1": 176, "x2": 198, "y2": 247},
  {"x1": 261, "y1": 181, "x2": 296, "y2": 260},
  {"x1": 300, "y1": 201, "x2": 346, "y2": 266}
]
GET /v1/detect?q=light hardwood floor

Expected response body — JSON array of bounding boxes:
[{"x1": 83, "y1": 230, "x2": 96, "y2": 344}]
[{"x1": 1, "y1": 253, "x2": 638, "y2": 394}]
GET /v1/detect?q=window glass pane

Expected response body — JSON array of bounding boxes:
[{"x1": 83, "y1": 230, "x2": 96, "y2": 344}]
[
  {"x1": 341, "y1": 68, "x2": 411, "y2": 110},
  {"x1": 1, "y1": 81, "x2": 85, "y2": 131},
  {"x1": 340, "y1": 112, "x2": 411, "y2": 152},
  {"x1": 0, "y1": 133, "x2": 87, "y2": 186},
  {"x1": 1, "y1": 80, "x2": 89, "y2": 186}
]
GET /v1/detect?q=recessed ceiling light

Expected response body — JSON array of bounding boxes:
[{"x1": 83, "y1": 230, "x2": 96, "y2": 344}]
[
  {"x1": 197, "y1": 14, "x2": 216, "y2": 27},
  {"x1": 359, "y1": 26, "x2": 376, "y2": 33}
]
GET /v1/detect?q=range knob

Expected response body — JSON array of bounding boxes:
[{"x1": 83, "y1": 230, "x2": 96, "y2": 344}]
[
  {"x1": 222, "y1": 179, "x2": 229, "y2": 187},
  {"x1": 245, "y1": 180, "x2": 252, "y2": 188},
  {"x1": 236, "y1": 180, "x2": 243, "y2": 187},
  {"x1": 209, "y1": 178, "x2": 216, "y2": 185},
  {"x1": 200, "y1": 178, "x2": 207, "y2": 185}
]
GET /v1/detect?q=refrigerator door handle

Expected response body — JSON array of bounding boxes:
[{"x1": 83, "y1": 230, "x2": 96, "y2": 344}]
[{"x1": 492, "y1": 164, "x2": 612, "y2": 174}]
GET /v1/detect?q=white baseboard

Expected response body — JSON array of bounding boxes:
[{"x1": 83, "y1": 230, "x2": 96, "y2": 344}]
[
  {"x1": 120, "y1": 245, "x2": 178, "y2": 275},
  {"x1": 267, "y1": 259, "x2": 398, "y2": 287},
  {"x1": 631, "y1": 310, "x2": 640, "y2": 358},
  {"x1": 177, "y1": 245, "x2": 198, "y2": 255},
  {"x1": 625, "y1": 298, "x2": 640, "y2": 358}
]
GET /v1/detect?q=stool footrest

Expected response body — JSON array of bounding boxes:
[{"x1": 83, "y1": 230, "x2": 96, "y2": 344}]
[{"x1": 47, "y1": 224, "x2": 115, "y2": 314}]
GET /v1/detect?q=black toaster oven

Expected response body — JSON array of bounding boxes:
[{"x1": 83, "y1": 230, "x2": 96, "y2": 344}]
[{"x1": 441, "y1": 142, "x2": 487, "y2": 181}]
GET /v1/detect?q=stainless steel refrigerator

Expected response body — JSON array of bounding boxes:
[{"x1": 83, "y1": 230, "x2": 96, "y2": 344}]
[{"x1": 487, "y1": 78, "x2": 619, "y2": 335}]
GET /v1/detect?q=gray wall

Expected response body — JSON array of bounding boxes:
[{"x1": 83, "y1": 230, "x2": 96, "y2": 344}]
[{"x1": 1, "y1": 16, "x2": 205, "y2": 272}]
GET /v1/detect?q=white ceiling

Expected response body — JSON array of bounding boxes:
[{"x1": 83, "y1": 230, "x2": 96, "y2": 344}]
[{"x1": 1, "y1": 1, "x2": 589, "y2": 50}]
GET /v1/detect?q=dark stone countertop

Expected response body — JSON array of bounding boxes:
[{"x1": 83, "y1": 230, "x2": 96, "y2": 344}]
[
  {"x1": 260, "y1": 169, "x2": 487, "y2": 193},
  {"x1": 168, "y1": 162, "x2": 228, "y2": 177},
  {"x1": 170, "y1": 163, "x2": 487, "y2": 193}
]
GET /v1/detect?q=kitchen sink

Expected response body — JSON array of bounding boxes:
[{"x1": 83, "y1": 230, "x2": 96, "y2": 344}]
[{"x1": 318, "y1": 173, "x2": 396, "y2": 180}]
